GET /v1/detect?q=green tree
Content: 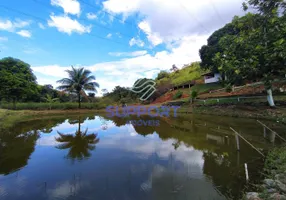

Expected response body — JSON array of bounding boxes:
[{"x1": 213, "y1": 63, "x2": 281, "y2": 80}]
[
  {"x1": 156, "y1": 70, "x2": 169, "y2": 80},
  {"x1": 43, "y1": 94, "x2": 59, "y2": 110},
  {"x1": 214, "y1": 1, "x2": 286, "y2": 106},
  {"x1": 0, "y1": 57, "x2": 38, "y2": 109},
  {"x1": 57, "y1": 66, "x2": 99, "y2": 108}
]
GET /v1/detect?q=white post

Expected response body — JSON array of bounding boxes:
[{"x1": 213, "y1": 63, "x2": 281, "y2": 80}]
[{"x1": 245, "y1": 163, "x2": 249, "y2": 181}]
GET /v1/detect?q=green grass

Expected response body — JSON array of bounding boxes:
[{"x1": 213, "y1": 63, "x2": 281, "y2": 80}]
[
  {"x1": 0, "y1": 102, "x2": 109, "y2": 110},
  {"x1": 156, "y1": 62, "x2": 204, "y2": 86},
  {"x1": 191, "y1": 83, "x2": 223, "y2": 94}
]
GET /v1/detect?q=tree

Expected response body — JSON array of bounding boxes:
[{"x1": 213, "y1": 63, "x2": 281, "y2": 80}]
[
  {"x1": 55, "y1": 119, "x2": 99, "y2": 162},
  {"x1": 199, "y1": 22, "x2": 238, "y2": 73},
  {"x1": 214, "y1": 2, "x2": 286, "y2": 106},
  {"x1": 0, "y1": 57, "x2": 38, "y2": 109},
  {"x1": 156, "y1": 70, "x2": 169, "y2": 80},
  {"x1": 88, "y1": 93, "x2": 95, "y2": 98},
  {"x1": 57, "y1": 66, "x2": 99, "y2": 108},
  {"x1": 170, "y1": 64, "x2": 179, "y2": 72},
  {"x1": 43, "y1": 94, "x2": 59, "y2": 110}
]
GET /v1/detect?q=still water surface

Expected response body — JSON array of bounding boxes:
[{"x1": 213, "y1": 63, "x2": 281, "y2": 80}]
[{"x1": 0, "y1": 114, "x2": 285, "y2": 200}]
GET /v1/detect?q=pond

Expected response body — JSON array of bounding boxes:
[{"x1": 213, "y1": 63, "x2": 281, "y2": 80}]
[{"x1": 0, "y1": 113, "x2": 285, "y2": 200}]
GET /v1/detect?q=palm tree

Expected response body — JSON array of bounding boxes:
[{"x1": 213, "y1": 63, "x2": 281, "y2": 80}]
[
  {"x1": 57, "y1": 66, "x2": 99, "y2": 108},
  {"x1": 55, "y1": 120, "x2": 99, "y2": 161}
]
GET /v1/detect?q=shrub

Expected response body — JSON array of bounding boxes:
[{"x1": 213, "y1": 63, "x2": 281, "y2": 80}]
[
  {"x1": 173, "y1": 91, "x2": 183, "y2": 100},
  {"x1": 225, "y1": 84, "x2": 232, "y2": 93}
]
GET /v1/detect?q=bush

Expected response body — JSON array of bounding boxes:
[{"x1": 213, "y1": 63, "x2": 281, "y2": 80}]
[
  {"x1": 225, "y1": 84, "x2": 232, "y2": 93},
  {"x1": 191, "y1": 90, "x2": 198, "y2": 99},
  {"x1": 173, "y1": 91, "x2": 183, "y2": 100}
]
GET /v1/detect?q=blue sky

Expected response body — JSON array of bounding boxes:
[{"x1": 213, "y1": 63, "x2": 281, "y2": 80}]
[{"x1": 0, "y1": 0, "x2": 245, "y2": 96}]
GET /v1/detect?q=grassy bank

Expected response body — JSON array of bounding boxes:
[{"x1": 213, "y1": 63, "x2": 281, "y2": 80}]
[
  {"x1": 175, "y1": 104, "x2": 286, "y2": 124},
  {"x1": 0, "y1": 109, "x2": 105, "y2": 129},
  {"x1": 0, "y1": 102, "x2": 109, "y2": 110}
]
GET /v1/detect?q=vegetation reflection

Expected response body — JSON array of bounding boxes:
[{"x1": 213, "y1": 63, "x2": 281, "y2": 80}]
[{"x1": 55, "y1": 117, "x2": 99, "y2": 161}]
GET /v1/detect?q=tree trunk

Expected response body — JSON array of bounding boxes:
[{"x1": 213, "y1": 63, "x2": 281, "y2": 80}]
[
  {"x1": 267, "y1": 89, "x2": 275, "y2": 107},
  {"x1": 78, "y1": 92, "x2": 81, "y2": 109}
]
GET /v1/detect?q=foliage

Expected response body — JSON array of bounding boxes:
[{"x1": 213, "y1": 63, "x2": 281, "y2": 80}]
[
  {"x1": 199, "y1": 1, "x2": 286, "y2": 106},
  {"x1": 190, "y1": 90, "x2": 198, "y2": 104},
  {"x1": 225, "y1": 84, "x2": 232, "y2": 93},
  {"x1": 170, "y1": 64, "x2": 179, "y2": 72},
  {"x1": 173, "y1": 91, "x2": 183, "y2": 100},
  {"x1": 264, "y1": 147, "x2": 286, "y2": 178},
  {"x1": 156, "y1": 70, "x2": 170, "y2": 80},
  {"x1": 191, "y1": 90, "x2": 198, "y2": 99},
  {"x1": 57, "y1": 66, "x2": 99, "y2": 108},
  {"x1": 0, "y1": 57, "x2": 38, "y2": 109},
  {"x1": 191, "y1": 83, "x2": 223, "y2": 94},
  {"x1": 43, "y1": 94, "x2": 59, "y2": 110}
]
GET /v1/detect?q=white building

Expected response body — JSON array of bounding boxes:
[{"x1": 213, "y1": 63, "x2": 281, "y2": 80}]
[{"x1": 202, "y1": 72, "x2": 221, "y2": 84}]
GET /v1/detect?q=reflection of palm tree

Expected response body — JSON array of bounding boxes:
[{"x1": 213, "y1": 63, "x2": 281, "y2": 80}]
[{"x1": 55, "y1": 120, "x2": 99, "y2": 161}]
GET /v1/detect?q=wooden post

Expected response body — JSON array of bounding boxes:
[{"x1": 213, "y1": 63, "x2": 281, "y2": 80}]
[
  {"x1": 230, "y1": 127, "x2": 265, "y2": 157},
  {"x1": 235, "y1": 133, "x2": 240, "y2": 151},
  {"x1": 263, "y1": 127, "x2": 267, "y2": 138},
  {"x1": 257, "y1": 120, "x2": 286, "y2": 143},
  {"x1": 245, "y1": 163, "x2": 249, "y2": 181}
]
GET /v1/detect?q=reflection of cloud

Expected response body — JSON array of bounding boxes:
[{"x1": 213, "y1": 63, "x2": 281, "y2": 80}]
[
  {"x1": 47, "y1": 179, "x2": 87, "y2": 200},
  {"x1": 99, "y1": 128, "x2": 204, "y2": 167},
  {"x1": 37, "y1": 134, "x2": 58, "y2": 146}
]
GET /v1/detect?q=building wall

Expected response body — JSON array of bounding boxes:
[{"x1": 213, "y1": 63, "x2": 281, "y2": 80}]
[{"x1": 204, "y1": 73, "x2": 221, "y2": 84}]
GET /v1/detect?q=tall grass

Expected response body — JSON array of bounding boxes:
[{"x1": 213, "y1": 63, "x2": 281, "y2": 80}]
[{"x1": 0, "y1": 102, "x2": 109, "y2": 110}]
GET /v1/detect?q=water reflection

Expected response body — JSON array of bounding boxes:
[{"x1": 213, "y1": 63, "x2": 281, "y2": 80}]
[
  {"x1": 55, "y1": 117, "x2": 100, "y2": 162},
  {"x1": 0, "y1": 130, "x2": 39, "y2": 175},
  {"x1": 0, "y1": 113, "x2": 285, "y2": 200}
]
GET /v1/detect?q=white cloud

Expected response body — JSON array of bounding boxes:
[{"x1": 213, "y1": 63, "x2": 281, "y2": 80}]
[
  {"x1": 109, "y1": 50, "x2": 147, "y2": 57},
  {"x1": 51, "y1": 0, "x2": 81, "y2": 16},
  {"x1": 16, "y1": 30, "x2": 32, "y2": 38},
  {"x1": 48, "y1": 15, "x2": 91, "y2": 35},
  {"x1": 86, "y1": 12, "x2": 97, "y2": 20},
  {"x1": 0, "y1": 19, "x2": 31, "y2": 32},
  {"x1": 129, "y1": 37, "x2": 144, "y2": 47},
  {"x1": 106, "y1": 33, "x2": 112, "y2": 38},
  {"x1": 34, "y1": 34, "x2": 206, "y2": 94},
  {"x1": 32, "y1": 65, "x2": 71, "y2": 78},
  {"x1": 0, "y1": 36, "x2": 8, "y2": 42},
  {"x1": 138, "y1": 20, "x2": 162, "y2": 46},
  {"x1": 103, "y1": 0, "x2": 245, "y2": 45},
  {"x1": 38, "y1": 23, "x2": 45, "y2": 29}
]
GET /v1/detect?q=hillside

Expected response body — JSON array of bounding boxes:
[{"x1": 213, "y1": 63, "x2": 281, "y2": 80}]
[{"x1": 156, "y1": 62, "x2": 205, "y2": 86}]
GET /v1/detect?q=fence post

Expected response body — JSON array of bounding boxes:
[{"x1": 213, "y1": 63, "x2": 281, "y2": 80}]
[
  {"x1": 245, "y1": 163, "x2": 249, "y2": 181},
  {"x1": 235, "y1": 133, "x2": 240, "y2": 151},
  {"x1": 238, "y1": 97, "x2": 240, "y2": 102},
  {"x1": 217, "y1": 99, "x2": 219, "y2": 103}
]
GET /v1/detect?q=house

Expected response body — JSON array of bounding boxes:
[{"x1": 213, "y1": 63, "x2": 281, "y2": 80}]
[{"x1": 202, "y1": 72, "x2": 221, "y2": 84}]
